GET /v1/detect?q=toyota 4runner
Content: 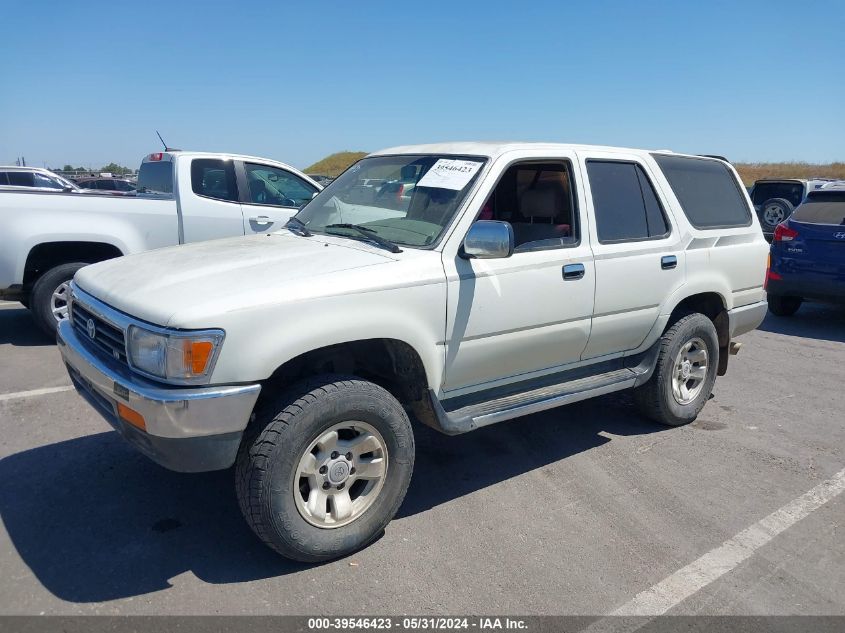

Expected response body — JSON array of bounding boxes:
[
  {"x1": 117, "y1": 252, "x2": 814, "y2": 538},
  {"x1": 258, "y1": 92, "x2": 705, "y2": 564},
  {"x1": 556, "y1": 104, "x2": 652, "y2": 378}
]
[{"x1": 58, "y1": 142, "x2": 769, "y2": 562}]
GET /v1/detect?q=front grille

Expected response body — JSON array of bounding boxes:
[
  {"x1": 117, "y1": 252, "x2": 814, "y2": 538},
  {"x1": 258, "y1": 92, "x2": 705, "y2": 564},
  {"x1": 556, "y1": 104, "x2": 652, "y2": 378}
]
[{"x1": 72, "y1": 301, "x2": 128, "y2": 364}]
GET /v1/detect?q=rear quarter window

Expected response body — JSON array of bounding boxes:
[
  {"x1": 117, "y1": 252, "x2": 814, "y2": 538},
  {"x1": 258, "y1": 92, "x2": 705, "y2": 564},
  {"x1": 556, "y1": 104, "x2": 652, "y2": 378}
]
[
  {"x1": 652, "y1": 154, "x2": 751, "y2": 229},
  {"x1": 792, "y1": 192, "x2": 845, "y2": 225}
]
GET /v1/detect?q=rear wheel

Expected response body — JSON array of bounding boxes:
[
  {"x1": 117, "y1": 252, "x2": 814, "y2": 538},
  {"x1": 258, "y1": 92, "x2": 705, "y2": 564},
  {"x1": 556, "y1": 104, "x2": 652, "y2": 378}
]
[
  {"x1": 768, "y1": 295, "x2": 802, "y2": 317},
  {"x1": 31, "y1": 262, "x2": 88, "y2": 338},
  {"x1": 634, "y1": 313, "x2": 719, "y2": 427},
  {"x1": 235, "y1": 375, "x2": 415, "y2": 562}
]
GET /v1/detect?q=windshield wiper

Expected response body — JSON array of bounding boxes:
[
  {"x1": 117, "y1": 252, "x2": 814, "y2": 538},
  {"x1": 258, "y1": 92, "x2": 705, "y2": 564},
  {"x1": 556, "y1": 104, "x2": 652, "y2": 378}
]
[
  {"x1": 285, "y1": 216, "x2": 312, "y2": 237},
  {"x1": 324, "y1": 223, "x2": 402, "y2": 253}
]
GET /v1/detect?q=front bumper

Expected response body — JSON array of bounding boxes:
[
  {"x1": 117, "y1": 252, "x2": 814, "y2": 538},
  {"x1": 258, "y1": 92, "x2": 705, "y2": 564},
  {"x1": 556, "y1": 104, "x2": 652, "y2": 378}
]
[
  {"x1": 57, "y1": 319, "x2": 261, "y2": 472},
  {"x1": 728, "y1": 300, "x2": 768, "y2": 338}
]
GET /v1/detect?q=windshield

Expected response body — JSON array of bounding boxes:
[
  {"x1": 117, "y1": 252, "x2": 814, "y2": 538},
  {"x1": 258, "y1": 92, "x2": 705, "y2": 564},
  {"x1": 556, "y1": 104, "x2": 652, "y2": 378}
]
[{"x1": 294, "y1": 154, "x2": 487, "y2": 248}]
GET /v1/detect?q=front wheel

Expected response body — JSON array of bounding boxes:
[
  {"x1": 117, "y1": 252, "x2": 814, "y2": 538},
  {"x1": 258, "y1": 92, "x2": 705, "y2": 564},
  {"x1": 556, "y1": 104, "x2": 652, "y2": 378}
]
[
  {"x1": 634, "y1": 313, "x2": 719, "y2": 426},
  {"x1": 235, "y1": 375, "x2": 415, "y2": 562},
  {"x1": 30, "y1": 262, "x2": 88, "y2": 338}
]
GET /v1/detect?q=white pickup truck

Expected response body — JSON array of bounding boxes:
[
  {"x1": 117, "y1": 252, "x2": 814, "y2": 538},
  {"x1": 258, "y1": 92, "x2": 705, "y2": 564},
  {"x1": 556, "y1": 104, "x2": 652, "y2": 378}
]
[
  {"x1": 0, "y1": 151, "x2": 321, "y2": 335},
  {"x1": 58, "y1": 142, "x2": 769, "y2": 562}
]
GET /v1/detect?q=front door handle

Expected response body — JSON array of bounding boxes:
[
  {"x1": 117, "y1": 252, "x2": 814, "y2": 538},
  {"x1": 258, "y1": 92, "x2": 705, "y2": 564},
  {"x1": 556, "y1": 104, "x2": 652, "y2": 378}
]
[
  {"x1": 661, "y1": 255, "x2": 677, "y2": 270},
  {"x1": 249, "y1": 215, "x2": 273, "y2": 225},
  {"x1": 563, "y1": 263, "x2": 585, "y2": 280}
]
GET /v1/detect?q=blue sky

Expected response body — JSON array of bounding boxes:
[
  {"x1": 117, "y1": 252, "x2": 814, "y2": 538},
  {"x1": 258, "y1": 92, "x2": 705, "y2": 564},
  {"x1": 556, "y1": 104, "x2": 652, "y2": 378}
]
[{"x1": 1, "y1": 0, "x2": 842, "y2": 170}]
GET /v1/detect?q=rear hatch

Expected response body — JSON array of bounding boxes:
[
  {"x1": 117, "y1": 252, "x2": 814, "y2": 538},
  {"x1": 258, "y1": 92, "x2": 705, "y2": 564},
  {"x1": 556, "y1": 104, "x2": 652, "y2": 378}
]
[{"x1": 777, "y1": 190, "x2": 845, "y2": 282}]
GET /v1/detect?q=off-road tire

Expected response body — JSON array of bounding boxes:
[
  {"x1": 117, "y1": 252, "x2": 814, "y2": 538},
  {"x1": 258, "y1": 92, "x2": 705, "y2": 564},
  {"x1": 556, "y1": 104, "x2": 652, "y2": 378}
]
[
  {"x1": 31, "y1": 262, "x2": 87, "y2": 338},
  {"x1": 767, "y1": 295, "x2": 802, "y2": 317},
  {"x1": 235, "y1": 375, "x2": 415, "y2": 562},
  {"x1": 634, "y1": 313, "x2": 719, "y2": 427}
]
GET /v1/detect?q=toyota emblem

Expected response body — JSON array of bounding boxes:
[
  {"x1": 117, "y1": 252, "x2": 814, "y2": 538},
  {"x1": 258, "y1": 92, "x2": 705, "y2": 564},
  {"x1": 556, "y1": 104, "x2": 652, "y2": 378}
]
[
  {"x1": 834, "y1": 232, "x2": 845, "y2": 240},
  {"x1": 86, "y1": 318, "x2": 96, "y2": 339}
]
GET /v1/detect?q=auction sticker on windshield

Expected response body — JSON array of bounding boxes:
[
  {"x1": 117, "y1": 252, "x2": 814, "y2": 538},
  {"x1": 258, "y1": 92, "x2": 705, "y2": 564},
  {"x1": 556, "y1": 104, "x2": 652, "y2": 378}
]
[{"x1": 416, "y1": 159, "x2": 483, "y2": 190}]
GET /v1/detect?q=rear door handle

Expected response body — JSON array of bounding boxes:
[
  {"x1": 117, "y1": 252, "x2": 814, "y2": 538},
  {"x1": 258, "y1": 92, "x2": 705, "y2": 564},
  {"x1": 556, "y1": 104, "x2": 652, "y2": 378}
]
[
  {"x1": 661, "y1": 255, "x2": 677, "y2": 270},
  {"x1": 563, "y1": 263, "x2": 585, "y2": 280},
  {"x1": 249, "y1": 215, "x2": 273, "y2": 225}
]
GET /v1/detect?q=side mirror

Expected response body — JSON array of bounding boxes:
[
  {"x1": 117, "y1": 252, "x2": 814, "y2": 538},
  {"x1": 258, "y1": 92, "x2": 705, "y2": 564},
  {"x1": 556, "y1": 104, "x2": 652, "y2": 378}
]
[{"x1": 461, "y1": 221, "x2": 514, "y2": 259}]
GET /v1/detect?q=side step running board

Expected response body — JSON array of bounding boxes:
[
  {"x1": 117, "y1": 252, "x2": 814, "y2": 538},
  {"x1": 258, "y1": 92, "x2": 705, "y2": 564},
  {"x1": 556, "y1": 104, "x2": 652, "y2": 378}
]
[{"x1": 432, "y1": 368, "x2": 639, "y2": 435}]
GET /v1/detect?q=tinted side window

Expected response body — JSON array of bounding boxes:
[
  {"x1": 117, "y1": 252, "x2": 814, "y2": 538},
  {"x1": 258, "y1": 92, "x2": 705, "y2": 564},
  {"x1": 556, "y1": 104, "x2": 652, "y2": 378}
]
[
  {"x1": 652, "y1": 154, "x2": 750, "y2": 229},
  {"x1": 244, "y1": 163, "x2": 317, "y2": 207},
  {"x1": 587, "y1": 161, "x2": 668, "y2": 242},
  {"x1": 191, "y1": 159, "x2": 238, "y2": 202},
  {"x1": 0, "y1": 173, "x2": 8, "y2": 185},
  {"x1": 99, "y1": 179, "x2": 117, "y2": 190},
  {"x1": 7, "y1": 172, "x2": 34, "y2": 187}
]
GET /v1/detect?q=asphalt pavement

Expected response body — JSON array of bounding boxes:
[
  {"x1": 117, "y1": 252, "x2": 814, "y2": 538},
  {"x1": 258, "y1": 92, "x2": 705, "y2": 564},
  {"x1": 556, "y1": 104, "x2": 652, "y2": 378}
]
[{"x1": 1, "y1": 299, "x2": 843, "y2": 616}]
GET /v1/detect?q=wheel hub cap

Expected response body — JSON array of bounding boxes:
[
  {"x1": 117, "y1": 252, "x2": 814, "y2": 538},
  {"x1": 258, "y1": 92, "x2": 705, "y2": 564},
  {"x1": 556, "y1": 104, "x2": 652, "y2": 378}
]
[{"x1": 327, "y1": 459, "x2": 351, "y2": 485}]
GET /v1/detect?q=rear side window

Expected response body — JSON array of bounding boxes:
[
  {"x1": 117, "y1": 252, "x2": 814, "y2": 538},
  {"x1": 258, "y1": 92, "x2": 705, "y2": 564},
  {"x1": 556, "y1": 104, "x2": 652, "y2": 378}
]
[
  {"x1": 191, "y1": 159, "x2": 238, "y2": 202},
  {"x1": 0, "y1": 172, "x2": 8, "y2": 185},
  {"x1": 652, "y1": 154, "x2": 750, "y2": 229},
  {"x1": 7, "y1": 172, "x2": 34, "y2": 187},
  {"x1": 138, "y1": 161, "x2": 174, "y2": 194},
  {"x1": 586, "y1": 160, "x2": 669, "y2": 243},
  {"x1": 792, "y1": 192, "x2": 845, "y2": 225}
]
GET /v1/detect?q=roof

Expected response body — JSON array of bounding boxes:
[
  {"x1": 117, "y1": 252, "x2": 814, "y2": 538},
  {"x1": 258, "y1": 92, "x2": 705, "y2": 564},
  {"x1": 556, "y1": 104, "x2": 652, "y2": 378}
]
[
  {"x1": 0, "y1": 166, "x2": 56, "y2": 174},
  {"x1": 368, "y1": 141, "x2": 686, "y2": 159}
]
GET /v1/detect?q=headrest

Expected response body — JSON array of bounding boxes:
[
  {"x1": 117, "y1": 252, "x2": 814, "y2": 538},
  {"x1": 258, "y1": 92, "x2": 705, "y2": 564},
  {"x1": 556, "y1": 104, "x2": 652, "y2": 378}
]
[{"x1": 520, "y1": 183, "x2": 563, "y2": 219}]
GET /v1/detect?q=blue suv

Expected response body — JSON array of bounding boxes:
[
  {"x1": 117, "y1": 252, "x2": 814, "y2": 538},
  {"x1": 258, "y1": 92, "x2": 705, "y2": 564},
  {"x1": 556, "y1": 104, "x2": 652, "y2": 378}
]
[{"x1": 767, "y1": 186, "x2": 845, "y2": 316}]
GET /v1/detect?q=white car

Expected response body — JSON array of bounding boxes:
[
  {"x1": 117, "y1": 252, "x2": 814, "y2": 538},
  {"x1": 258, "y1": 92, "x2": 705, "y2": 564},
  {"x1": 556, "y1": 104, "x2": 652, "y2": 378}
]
[
  {"x1": 0, "y1": 151, "x2": 321, "y2": 335},
  {"x1": 58, "y1": 142, "x2": 769, "y2": 562}
]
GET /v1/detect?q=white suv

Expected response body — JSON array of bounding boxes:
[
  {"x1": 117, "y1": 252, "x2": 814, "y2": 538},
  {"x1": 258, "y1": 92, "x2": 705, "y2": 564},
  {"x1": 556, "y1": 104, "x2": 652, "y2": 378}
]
[{"x1": 58, "y1": 142, "x2": 769, "y2": 562}]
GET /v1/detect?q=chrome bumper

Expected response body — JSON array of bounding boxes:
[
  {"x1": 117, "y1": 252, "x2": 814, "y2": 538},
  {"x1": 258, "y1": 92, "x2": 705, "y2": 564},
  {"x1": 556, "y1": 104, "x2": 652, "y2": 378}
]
[
  {"x1": 728, "y1": 300, "x2": 768, "y2": 338},
  {"x1": 57, "y1": 319, "x2": 261, "y2": 472}
]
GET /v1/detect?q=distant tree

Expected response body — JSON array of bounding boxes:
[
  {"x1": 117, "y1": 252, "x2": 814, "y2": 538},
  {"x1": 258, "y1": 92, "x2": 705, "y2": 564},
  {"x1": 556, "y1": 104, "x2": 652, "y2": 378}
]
[{"x1": 100, "y1": 162, "x2": 132, "y2": 175}]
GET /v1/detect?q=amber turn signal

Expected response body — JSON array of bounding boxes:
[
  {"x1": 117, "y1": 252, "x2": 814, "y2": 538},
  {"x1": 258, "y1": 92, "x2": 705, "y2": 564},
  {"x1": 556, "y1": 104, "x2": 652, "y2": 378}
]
[
  {"x1": 183, "y1": 340, "x2": 214, "y2": 375},
  {"x1": 117, "y1": 402, "x2": 146, "y2": 431}
]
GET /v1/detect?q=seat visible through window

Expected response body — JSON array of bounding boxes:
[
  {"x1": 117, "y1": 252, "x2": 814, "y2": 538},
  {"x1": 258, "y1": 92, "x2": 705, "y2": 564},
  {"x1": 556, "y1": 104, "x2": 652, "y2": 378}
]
[{"x1": 478, "y1": 163, "x2": 575, "y2": 251}]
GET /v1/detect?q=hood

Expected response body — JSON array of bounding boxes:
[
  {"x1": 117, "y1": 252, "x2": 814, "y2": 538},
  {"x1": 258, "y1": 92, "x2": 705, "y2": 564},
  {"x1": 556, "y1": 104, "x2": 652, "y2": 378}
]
[{"x1": 75, "y1": 232, "x2": 397, "y2": 326}]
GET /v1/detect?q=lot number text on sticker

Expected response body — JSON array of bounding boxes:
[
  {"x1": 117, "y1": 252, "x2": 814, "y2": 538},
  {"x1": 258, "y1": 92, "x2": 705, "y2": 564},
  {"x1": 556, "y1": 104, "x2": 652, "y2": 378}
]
[{"x1": 416, "y1": 159, "x2": 483, "y2": 190}]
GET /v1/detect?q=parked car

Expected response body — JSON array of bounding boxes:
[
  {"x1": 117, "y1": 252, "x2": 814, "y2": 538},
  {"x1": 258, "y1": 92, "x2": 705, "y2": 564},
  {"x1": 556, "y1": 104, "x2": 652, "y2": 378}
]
[
  {"x1": 76, "y1": 177, "x2": 137, "y2": 192},
  {"x1": 58, "y1": 142, "x2": 768, "y2": 562},
  {"x1": 749, "y1": 178, "x2": 841, "y2": 236},
  {"x1": 0, "y1": 151, "x2": 321, "y2": 335},
  {"x1": 0, "y1": 166, "x2": 79, "y2": 191},
  {"x1": 307, "y1": 174, "x2": 334, "y2": 186},
  {"x1": 766, "y1": 186, "x2": 845, "y2": 315}
]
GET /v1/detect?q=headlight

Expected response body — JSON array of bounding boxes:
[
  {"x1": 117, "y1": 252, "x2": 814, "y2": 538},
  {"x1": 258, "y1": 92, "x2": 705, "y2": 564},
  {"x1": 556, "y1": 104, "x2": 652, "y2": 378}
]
[{"x1": 127, "y1": 325, "x2": 224, "y2": 383}]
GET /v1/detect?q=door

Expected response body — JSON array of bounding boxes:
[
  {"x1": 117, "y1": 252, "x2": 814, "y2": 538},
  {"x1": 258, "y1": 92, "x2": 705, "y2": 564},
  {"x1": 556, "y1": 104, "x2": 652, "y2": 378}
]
[
  {"x1": 442, "y1": 157, "x2": 595, "y2": 393},
  {"x1": 178, "y1": 157, "x2": 246, "y2": 243},
  {"x1": 579, "y1": 153, "x2": 685, "y2": 360},
  {"x1": 238, "y1": 162, "x2": 319, "y2": 234}
]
